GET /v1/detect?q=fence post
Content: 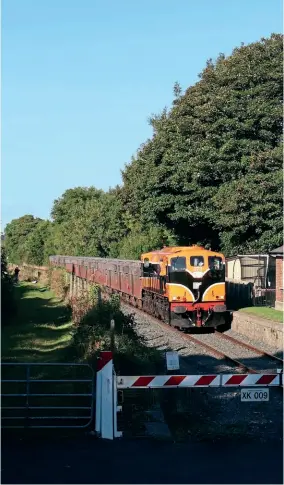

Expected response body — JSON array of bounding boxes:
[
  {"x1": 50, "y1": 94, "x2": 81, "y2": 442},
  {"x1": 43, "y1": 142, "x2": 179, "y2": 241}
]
[{"x1": 110, "y1": 319, "x2": 115, "y2": 354}]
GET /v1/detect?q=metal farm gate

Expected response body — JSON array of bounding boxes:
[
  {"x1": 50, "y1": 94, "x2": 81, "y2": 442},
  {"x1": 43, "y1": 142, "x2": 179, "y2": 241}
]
[{"x1": 1, "y1": 363, "x2": 95, "y2": 429}]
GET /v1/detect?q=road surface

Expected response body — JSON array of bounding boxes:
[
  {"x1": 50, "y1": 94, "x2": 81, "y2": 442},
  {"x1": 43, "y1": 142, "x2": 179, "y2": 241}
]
[{"x1": 1, "y1": 435, "x2": 283, "y2": 484}]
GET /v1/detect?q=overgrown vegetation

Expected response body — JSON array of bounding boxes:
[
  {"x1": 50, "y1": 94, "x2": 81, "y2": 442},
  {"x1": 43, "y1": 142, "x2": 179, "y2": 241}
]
[
  {"x1": 4, "y1": 34, "x2": 283, "y2": 264},
  {"x1": 69, "y1": 291, "x2": 163, "y2": 374},
  {"x1": 2, "y1": 280, "x2": 163, "y2": 375}
]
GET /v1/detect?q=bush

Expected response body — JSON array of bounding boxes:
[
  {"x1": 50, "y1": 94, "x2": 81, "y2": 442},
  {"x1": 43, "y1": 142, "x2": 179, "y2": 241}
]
[
  {"x1": 49, "y1": 267, "x2": 69, "y2": 300},
  {"x1": 67, "y1": 286, "x2": 164, "y2": 374}
]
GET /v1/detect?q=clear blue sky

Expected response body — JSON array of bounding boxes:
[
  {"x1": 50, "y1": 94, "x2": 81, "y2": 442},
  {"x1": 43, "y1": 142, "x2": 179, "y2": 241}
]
[{"x1": 2, "y1": 0, "x2": 282, "y2": 229}]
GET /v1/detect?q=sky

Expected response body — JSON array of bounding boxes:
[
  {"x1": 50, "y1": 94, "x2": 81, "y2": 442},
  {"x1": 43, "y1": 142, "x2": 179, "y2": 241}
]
[{"x1": 1, "y1": 0, "x2": 283, "y2": 229}]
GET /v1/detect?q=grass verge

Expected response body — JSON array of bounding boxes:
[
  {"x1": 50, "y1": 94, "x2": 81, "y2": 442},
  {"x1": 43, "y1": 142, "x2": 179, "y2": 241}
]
[
  {"x1": 239, "y1": 306, "x2": 283, "y2": 323},
  {"x1": 2, "y1": 282, "x2": 164, "y2": 437},
  {"x1": 2, "y1": 282, "x2": 73, "y2": 363}
]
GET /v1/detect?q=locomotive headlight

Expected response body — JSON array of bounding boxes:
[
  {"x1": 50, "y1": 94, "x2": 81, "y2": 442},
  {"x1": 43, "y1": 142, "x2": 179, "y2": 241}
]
[{"x1": 193, "y1": 282, "x2": 201, "y2": 290}]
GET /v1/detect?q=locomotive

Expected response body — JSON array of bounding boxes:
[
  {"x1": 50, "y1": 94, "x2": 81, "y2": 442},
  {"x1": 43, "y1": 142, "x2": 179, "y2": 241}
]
[{"x1": 49, "y1": 245, "x2": 228, "y2": 329}]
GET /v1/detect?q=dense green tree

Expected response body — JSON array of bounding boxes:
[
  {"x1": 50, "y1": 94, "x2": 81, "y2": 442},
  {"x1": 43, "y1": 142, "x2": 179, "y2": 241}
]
[
  {"x1": 121, "y1": 34, "x2": 283, "y2": 253},
  {"x1": 212, "y1": 145, "x2": 283, "y2": 255},
  {"x1": 5, "y1": 215, "x2": 43, "y2": 264},
  {"x1": 51, "y1": 187, "x2": 105, "y2": 256},
  {"x1": 25, "y1": 220, "x2": 54, "y2": 265},
  {"x1": 117, "y1": 221, "x2": 177, "y2": 260},
  {"x1": 50, "y1": 187, "x2": 128, "y2": 257}
]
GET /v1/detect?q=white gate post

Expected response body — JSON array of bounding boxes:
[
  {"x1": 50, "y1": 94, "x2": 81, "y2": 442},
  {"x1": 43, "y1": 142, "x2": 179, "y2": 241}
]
[{"x1": 95, "y1": 351, "x2": 114, "y2": 440}]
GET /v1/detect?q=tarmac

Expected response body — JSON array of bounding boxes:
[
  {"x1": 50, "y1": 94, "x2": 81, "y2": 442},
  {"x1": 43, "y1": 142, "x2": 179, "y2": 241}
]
[{"x1": 1, "y1": 435, "x2": 283, "y2": 484}]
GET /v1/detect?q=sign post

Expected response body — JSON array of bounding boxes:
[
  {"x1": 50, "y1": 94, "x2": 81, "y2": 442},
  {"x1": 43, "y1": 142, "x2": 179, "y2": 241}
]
[{"x1": 164, "y1": 351, "x2": 180, "y2": 414}]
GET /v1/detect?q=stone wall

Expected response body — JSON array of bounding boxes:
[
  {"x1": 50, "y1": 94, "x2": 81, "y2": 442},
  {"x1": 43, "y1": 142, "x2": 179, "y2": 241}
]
[{"x1": 231, "y1": 311, "x2": 283, "y2": 352}]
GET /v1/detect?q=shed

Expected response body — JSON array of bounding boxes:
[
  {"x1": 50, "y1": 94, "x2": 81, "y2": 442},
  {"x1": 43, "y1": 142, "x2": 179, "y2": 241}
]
[{"x1": 225, "y1": 254, "x2": 273, "y2": 288}]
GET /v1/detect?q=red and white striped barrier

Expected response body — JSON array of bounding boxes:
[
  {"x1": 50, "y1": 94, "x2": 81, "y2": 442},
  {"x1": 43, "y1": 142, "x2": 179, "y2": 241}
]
[
  {"x1": 95, "y1": 351, "x2": 282, "y2": 440},
  {"x1": 116, "y1": 373, "x2": 280, "y2": 388}
]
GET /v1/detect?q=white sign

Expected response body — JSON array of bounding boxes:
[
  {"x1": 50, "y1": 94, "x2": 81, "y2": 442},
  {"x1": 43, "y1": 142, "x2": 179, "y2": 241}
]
[
  {"x1": 241, "y1": 388, "x2": 269, "y2": 402},
  {"x1": 166, "y1": 351, "x2": 180, "y2": 371}
]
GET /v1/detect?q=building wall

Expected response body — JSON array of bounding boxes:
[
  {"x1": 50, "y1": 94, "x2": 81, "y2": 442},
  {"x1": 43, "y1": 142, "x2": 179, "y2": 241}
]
[
  {"x1": 275, "y1": 256, "x2": 283, "y2": 310},
  {"x1": 226, "y1": 259, "x2": 242, "y2": 280}
]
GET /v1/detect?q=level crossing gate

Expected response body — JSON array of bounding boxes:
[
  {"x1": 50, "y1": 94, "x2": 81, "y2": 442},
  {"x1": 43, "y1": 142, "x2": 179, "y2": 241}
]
[
  {"x1": 95, "y1": 351, "x2": 282, "y2": 440},
  {"x1": 2, "y1": 355, "x2": 282, "y2": 436}
]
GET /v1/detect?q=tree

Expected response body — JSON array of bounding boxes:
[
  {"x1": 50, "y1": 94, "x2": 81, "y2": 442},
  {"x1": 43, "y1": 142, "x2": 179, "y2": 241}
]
[
  {"x1": 25, "y1": 220, "x2": 54, "y2": 266},
  {"x1": 5, "y1": 215, "x2": 43, "y2": 264},
  {"x1": 50, "y1": 186, "x2": 128, "y2": 257},
  {"x1": 212, "y1": 146, "x2": 283, "y2": 255},
  {"x1": 121, "y1": 34, "x2": 283, "y2": 254},
  {"x1": 118, "y1": 222, "x2": 177, "y2": 260}
]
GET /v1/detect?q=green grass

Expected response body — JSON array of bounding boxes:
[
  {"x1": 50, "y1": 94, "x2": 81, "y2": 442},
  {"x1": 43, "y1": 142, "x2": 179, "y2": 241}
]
[
  {"x1": 1, "y1": 283, "x2": 95, "y2": 433},
  {"x1": 2, "y1": 282, "x2": 74, "y2": 363},
  {"x1": 1, "y1": 282, "x2": 165, "y2": 436},
  {"x1": 239, "y1": 306, "x2": 283, "y2": 323}
]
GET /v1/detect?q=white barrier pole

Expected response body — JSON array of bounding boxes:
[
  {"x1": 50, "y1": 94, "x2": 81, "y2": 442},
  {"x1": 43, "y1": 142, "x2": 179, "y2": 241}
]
[{"x1": 113, "y1": 369, "x2": 123, "y2": 438}]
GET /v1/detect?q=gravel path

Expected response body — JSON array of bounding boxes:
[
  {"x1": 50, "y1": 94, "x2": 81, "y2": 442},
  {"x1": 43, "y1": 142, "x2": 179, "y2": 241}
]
[{"x1": 120, "y1": 303, "x2": 283, "y2": 443}]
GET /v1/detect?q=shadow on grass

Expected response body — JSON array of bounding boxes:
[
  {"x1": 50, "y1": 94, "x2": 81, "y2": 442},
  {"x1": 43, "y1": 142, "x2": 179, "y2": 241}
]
[
  {"x1": 2, "y1": 283, "x2": 73, "y2": 364},
  {"x1": 1, "y1": 284, "x2": 94, "y2": 434}
]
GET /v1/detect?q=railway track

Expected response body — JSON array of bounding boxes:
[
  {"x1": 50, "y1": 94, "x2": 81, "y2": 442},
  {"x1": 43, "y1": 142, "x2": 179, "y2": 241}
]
[
  {"x1": 215, "y1": 330, "x2": 283, "y2": 365},
  {"x1": 121, "y1": 302, "x2": 283, "y2": 375}
]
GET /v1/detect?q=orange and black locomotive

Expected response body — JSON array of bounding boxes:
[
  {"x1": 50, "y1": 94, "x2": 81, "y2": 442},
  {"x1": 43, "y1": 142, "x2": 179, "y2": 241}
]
[
  {"x1": 141, "y1": 245, "x2": 227, "y2": 328},
  {"x1": 50, "y1": 245, "x2": 228, "y2": 329}
]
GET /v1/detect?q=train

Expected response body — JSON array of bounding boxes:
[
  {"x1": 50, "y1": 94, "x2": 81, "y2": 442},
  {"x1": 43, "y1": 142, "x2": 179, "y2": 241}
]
[{"x1": 49, "y1": 245, "x2": 228, "y2": 329}]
